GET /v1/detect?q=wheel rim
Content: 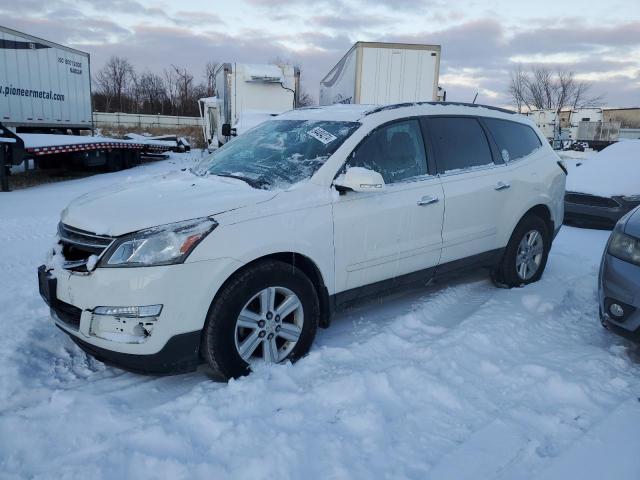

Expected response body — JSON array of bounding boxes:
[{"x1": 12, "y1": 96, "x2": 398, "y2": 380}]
[
  {"x1": 234, "y1": 286, "x2": 304, "y2": 364},
  {"x1": 516, "y1": 229, "x2": 544, "y2": 280}
]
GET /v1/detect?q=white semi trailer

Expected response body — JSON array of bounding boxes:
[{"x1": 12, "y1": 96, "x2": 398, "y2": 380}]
[
  {"x1": 0, "y1": 26, "x2": 175, "y2": 190},
  {"x1": 199, "y1": 63, "x2": 299, "y2": 149},
  {"x1": 0, "y1": 25, "x2": 92, "y2": 132},
  {"x1": 319, "y1": 42, "x2": 442, "y2": 106}
]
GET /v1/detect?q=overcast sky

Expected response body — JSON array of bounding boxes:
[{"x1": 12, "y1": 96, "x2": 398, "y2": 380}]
[{"x1": 2, "y1": 0, "x2": 639, "y2": 107}]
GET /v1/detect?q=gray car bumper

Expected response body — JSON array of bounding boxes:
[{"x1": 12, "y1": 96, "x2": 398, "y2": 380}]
[{"x1": 599, "y1": 253, "x2": 640, "y2": 341}]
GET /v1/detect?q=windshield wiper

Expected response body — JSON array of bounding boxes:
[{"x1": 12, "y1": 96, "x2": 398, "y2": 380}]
[{"x1": 213, "y1": 173, "x2": 269, "y2": 189}]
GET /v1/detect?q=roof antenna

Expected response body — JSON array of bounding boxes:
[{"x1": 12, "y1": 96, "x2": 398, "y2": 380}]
[{"x1": 472, "y1": 92, "x2": 478, "y2": 104}]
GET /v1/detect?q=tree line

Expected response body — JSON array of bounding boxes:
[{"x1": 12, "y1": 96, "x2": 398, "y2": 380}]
[{"x1": 92, "y1": 56, "x2": 313, "y2": 117}]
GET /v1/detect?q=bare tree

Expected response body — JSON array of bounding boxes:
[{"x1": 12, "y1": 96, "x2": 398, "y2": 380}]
[
  {"x1": 204, "y1": 61, "x2": 219, "y2": 97},
  {"x1": 507, "y1": 65, "x2": 604, "y2": 113},
  {"x1": 297, "y1": 90, "x2": 315, "y2": 107},
  {"x1": 95, "y1": 56, "x2": 135, "y2": 112},
  {"x1": 137, "y1": 71, "x2": 167, "y2": 114},
  {"x1": 570, "y1": 79, "x2": 604, "y2": 110},
  {"x1": 508, "y1": 64, "x2": 529, "y2": 113},
  {"x1": 171, "y1": 65, "x2": 194, "y2": 115},
  {"x1": 163, "y1": 67, "x2": 180, "y2": 115}
]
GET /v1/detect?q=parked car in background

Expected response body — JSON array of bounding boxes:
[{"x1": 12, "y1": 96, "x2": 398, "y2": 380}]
[
  {"x1": 38, "y1": 102, "x2": 566, "y2": 380},
  {"x1": 565, "y1": 140, "x2": 640, "y2": 229},
  {"x1": 599, "y1": 206, "x2": 640, "y2": 342}
]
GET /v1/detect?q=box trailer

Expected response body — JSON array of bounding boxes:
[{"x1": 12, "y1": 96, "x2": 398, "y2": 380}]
[
  {"x1": 576, "y1": 121, "x2": 620, "y2": 150},
  {"x1": 198, "y1": 63, "x2": 300, "y2": 149},
  {"x1": 0, "y1": 25, "x2": 92, "y2": 131},
  {"x1": 527, "y1": 109, "x2": 559, "y2": 142},
  {"x1": 319, "y1": 42, "x2": 441, "y2": 106}
]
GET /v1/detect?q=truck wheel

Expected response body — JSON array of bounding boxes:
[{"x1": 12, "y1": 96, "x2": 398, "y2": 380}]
[
  {"x1": 492, "y1": 215, "x2": 550, "y2": 288},
  {"x1": 123, "y1": 150, "x2": 140, "y2": 169},
  {"x1": 105, "y1": 151, "x2": 124, "y2": 172},
  {"x1": 201, "y1": 260, "x2": 319, "y2": 380}
]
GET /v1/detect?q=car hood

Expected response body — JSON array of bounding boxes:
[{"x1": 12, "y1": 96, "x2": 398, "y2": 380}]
[
  {"x1": 61, "y1": 170, "x2": 278, "y2": 236},
  {"x1": 565, "y1": 140, "x2": 640, "y2": 197}
]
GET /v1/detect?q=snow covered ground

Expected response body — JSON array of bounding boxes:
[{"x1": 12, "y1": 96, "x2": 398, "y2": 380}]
[{"x1": 1, "y1": 152, "x2": 640, "y2": 479}]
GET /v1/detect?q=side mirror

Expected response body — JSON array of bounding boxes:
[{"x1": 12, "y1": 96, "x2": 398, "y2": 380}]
[
  {"x1": 221, "y1": 123, "x2": 236, "y2": 137},
  {"x1": 334, "y1": 167, "x2": 385, "y2": 193}
]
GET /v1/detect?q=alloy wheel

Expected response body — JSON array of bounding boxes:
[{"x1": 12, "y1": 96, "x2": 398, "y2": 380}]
[
  {"x1": 234, "y1": 286, "x2": 304, "y2": 363},
  {"x1": 516, "y1": 229, "x2": 544, "y2": 280}
]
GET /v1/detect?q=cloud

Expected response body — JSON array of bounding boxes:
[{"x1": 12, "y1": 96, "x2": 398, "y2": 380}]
[
  {"x1": 510, "y1": 22, "x2": 640, "y2": 55},
  {"x1": 1, "y1": 1, "x2": 639, "y2": 108}
]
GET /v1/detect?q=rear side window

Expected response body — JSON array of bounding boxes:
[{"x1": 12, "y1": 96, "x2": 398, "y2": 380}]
[
  {"x1": 425, "y1": 117, "x2": 493, "y2": 174},
  {"x1": 484, "y1": 118, "x2": 542, "y2": 163}
]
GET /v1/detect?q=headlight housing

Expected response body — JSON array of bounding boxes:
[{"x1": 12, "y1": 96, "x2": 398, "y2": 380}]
[
  {"x1": 100, "y1": 217, "x2": 218, "y2": 267},
  {"x1": 608, "y1": 229, "x2": 640, "y2": 266},
  {"x1": 621, "y1": 195, "x2": 640, "y2": 203}
]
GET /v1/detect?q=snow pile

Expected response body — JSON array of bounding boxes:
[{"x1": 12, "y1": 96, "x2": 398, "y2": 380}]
[
  {"x1": 566, "y1": 140, "x2": 640, "y2": 196},
  {"x1": 1, "y1": 151, "x2": 640, "y2": 478}
]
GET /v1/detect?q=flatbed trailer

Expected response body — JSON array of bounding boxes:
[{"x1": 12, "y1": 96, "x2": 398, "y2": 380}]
[
  {"x1": 0, "y1": 133, "x2": 176, "y2": 191},
  {"x1": 20, "y1": 133, "x2": 175, "y2": 157}
]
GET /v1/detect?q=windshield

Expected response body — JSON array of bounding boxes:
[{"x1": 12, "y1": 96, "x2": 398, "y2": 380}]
[{"x1": 193, "y1": 119, "x2": 360, "y2": 189}]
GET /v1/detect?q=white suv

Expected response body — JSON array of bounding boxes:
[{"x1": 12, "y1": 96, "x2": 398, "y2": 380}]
[{"x1": 38, "y1": 103, "x2": 566, "y2": 379}]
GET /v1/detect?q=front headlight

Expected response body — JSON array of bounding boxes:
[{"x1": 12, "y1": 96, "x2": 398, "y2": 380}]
[
  {"x1": 621, "y1": 195, "x2": 640, "y2": 202},
  {"x1": 100, "y1": 217, "x2": 218, "y2": 267},
  {"x1": 608, "y1": 229, "x2": 640, "y2": 266}
]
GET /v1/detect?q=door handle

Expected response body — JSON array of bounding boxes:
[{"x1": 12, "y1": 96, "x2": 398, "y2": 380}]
[
  {"x1": 417, "y1": 195, "x2": 439, "y2": 206},
  {"x1": 494, "y1": 181, "x2": 511, "y2": 191}
]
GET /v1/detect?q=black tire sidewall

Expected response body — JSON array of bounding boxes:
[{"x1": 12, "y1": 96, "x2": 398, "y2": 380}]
[
  {"x1": 202, "y1": 261, "x2": 319, "y2": 379},
  {"x1": 499, "y1": 215, "x2": 550, "y2": 287}
]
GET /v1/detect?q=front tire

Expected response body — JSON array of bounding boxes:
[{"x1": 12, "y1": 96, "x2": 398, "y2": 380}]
[
  {"x1": 493, "y1": 215, "x2": 550, "y2": 288},
  {"x1": 201, "y1": 260, "x2": 319, "y2": 380}
]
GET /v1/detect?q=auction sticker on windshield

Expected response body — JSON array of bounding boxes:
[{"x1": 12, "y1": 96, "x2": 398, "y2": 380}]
[{"x1": 307, "y1": 127, "x2": 337, "y2": 145}]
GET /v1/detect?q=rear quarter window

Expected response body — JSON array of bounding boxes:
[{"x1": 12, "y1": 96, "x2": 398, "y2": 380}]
[
  {"x1": 425, "y1": 117, "x2": 494, "y2": 174},
  {"x1": 484, "y1": 118, "x2": 542, "y2": 163}
]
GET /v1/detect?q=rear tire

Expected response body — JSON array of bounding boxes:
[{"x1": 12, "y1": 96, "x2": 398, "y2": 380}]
[
  {"x1": 201, "y1": 260, "x2": 319, "y2": 380},
  {"x1": 493, "y1": 215, "x2": 550, "y2": 288}
]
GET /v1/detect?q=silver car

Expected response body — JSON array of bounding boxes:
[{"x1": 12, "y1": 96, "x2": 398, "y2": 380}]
[{"x1": 599, "y1": 205, "x2": 640, "y2": 341}]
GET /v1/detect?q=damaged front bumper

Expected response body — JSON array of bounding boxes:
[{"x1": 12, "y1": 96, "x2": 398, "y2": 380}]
[{"x1": 37, "y1": 255, "x2": 242, "y2": 374}]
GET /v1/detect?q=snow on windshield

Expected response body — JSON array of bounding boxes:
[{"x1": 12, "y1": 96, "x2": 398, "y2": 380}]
[{"x1": 193, "y1": 119, "x2": 360, "y2": 189}]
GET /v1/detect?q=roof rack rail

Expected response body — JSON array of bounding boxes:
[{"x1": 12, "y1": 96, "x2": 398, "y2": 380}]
[{"x1": 364, "y1": 101, "x2": 516, "y2": 116}]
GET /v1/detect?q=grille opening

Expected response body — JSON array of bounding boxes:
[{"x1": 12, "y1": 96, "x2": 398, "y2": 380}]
[
  {"x1": 58, "y1": 223, "x2": 114, "y2": 270},
  {"x1": 62, "y1": 243, "x2": 95, "y2": 262}
]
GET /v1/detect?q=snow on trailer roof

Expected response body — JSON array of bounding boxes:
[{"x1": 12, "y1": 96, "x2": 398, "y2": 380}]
[{"x1": 243, "y1": 64, "x2": 285, "y2": 82}]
